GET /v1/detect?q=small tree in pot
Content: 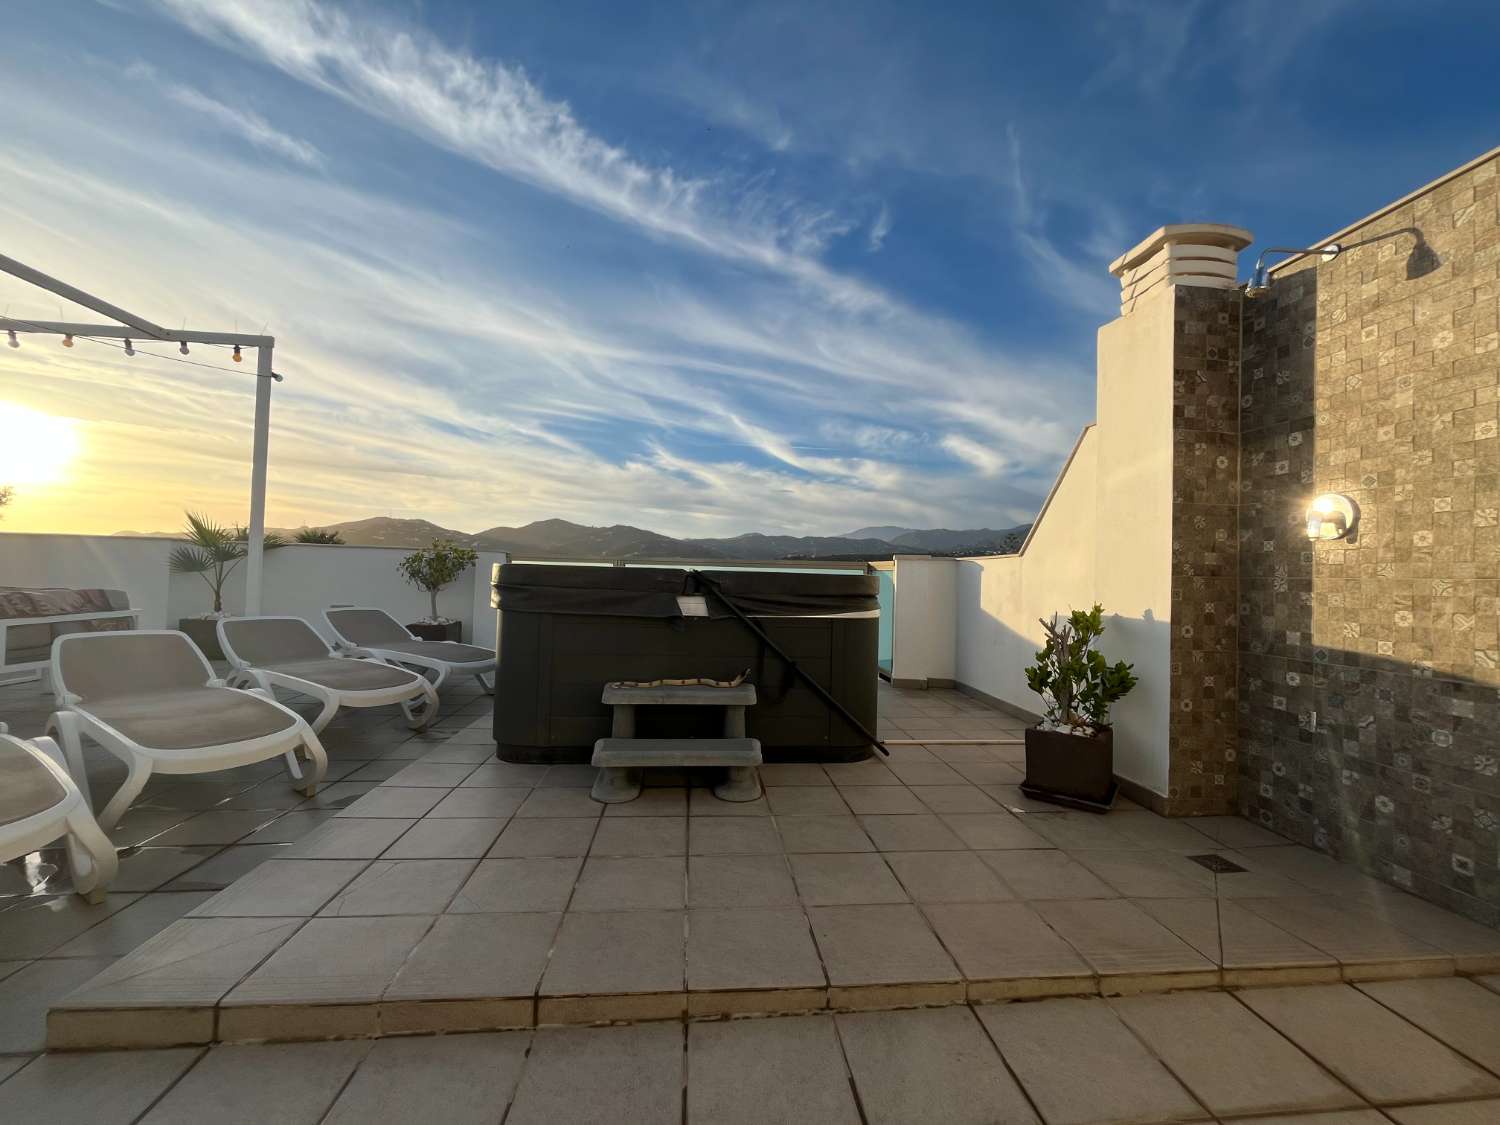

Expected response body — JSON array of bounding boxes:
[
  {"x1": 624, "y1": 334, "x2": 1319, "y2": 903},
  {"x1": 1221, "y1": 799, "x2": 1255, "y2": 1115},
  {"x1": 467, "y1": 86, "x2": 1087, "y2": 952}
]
[
  {"x1": 1022, "y1": 604, "x2": 1137, "y2": 810},
  {"x1": 398, "y1": 539, "x2": 477, "y2": 639}
]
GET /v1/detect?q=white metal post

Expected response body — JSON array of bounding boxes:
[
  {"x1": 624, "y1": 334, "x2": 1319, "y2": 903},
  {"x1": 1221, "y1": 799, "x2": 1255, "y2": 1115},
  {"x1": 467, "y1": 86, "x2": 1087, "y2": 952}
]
[{"x1": 244, "y1": 343, "x2": 275, "y2": 616}]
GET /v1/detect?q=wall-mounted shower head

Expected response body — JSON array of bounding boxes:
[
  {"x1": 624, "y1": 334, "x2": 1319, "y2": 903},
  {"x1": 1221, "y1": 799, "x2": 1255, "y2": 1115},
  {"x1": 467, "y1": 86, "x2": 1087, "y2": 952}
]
[{"x1": 1244, "y1": 243, "x2": 1342, "y2": 297}]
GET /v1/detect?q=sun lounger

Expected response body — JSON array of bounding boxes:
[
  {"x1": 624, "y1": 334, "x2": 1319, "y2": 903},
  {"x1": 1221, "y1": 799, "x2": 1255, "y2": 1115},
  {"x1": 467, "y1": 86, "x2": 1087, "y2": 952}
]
[
  {"x1": 0, "y1": 726, "x2": 118, "y2": 902},
  {"x1": 45, "y1": 630, "x2": 328, "y2": 830},
  {"x1": 323, "y1": 606, "x2": 495, "y2": 694},
  {"x1": 217, "y1": 616, "x2": 439, "y2": 733}
]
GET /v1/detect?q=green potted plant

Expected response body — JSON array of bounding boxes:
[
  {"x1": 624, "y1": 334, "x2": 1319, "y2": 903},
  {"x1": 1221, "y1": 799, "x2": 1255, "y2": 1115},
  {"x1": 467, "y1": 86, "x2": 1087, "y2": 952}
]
[
  {"x1": 168, "y1": 512, "x2": 284, "y2": 657},
  {"x1": 1022, "y1": 603, "x2": 1137, "y2": 810},
  {"x1": 398, "y1": 539, "x2": 478, "y2": 642}
]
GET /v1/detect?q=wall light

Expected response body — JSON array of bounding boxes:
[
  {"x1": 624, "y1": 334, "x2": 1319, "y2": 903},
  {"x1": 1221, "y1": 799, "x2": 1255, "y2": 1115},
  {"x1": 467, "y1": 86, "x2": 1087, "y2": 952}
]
[{"x1": 1306, "y1": 493, "x2": 1359, "y2": 541}]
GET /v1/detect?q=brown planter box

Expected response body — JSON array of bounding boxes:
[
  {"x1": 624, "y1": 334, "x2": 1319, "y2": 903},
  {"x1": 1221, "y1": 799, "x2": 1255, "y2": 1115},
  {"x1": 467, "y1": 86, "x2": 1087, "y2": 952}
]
[
  {"x1": 1023, "y1": 725, "x2": 1115, "y2": 810},
  {"x1": 178, "y1": 617, "x2": 225, "y2": 661},
  {"x1": 407, "y1": 620, "x2": 461, "y2": 643}
]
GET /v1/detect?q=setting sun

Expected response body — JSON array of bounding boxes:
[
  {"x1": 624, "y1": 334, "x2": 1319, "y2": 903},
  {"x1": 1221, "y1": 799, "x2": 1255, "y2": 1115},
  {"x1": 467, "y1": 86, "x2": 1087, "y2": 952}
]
[{"x1": 0, "y1": 400, "x2": 81, "y2": 486}]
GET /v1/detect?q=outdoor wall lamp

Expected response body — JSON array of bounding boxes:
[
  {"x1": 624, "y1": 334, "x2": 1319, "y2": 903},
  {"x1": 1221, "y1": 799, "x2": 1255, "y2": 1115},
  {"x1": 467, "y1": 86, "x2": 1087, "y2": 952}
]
[{"x1": 1305, "y1": 493, "x2": 1359, "y2": 541}]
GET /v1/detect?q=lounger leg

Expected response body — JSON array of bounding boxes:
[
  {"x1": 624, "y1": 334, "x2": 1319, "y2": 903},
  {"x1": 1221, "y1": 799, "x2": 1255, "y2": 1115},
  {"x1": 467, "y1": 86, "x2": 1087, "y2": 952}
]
[
  {"x1": 98, "y1": 754, "x2": 152, "y2": 832},
  {"x1": 46, "y1": 712, "x2": 93, "y2": 811},
  {"x1": 401, "y1": 681, "x2": 440, "y2": 731},
  {"x1": 64, "y1": 807, "x2": 119, "y2": 904},
  {"x1": 309, "y1": 691, "x2": 340, "y2": 735},
  {"x1": 476, "y1": 671, "x2": 495, "y2": 695},
  {"x1": 296, "y1": 725, "x2": 329, "y2": 796},
  {"x1": 426, "y1": 663, "x2": 451, "y2": 693}
]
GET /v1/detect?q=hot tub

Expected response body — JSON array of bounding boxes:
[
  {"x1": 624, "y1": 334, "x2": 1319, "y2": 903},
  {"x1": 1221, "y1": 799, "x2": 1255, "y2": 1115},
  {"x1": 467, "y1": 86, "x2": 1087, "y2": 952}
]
[{"x1": 491, "y1": 563, "x2": 879, "y2": 763}]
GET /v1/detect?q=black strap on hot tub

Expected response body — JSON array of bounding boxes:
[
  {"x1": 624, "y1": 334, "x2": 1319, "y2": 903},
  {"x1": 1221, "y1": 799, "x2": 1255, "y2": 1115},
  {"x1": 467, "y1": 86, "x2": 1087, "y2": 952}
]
[{"x1": 693, "y1": 572, "x2": 889, "y2": 757}]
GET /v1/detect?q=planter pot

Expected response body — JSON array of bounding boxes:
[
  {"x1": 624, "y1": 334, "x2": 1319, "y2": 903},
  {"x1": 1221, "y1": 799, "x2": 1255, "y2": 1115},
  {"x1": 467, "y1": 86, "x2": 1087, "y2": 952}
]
[
  {"x1": 407, "y1": 620, "x2": 461, "y2": 642},
  {"x1": 179, "y1": 617, "x2": 225, "y2": 661},
  {"x1": 1022, "y1": 725, "x2": 1116, "y2": 811}
]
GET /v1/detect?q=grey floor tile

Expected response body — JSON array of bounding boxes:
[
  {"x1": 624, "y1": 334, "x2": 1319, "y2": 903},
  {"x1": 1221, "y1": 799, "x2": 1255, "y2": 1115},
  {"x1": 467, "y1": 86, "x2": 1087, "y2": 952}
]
[
  {"x1": 942, "y1": 812, "x2": 1052, "y2": 849},
  {"x1": 0, "y1": 893, "x2": 138, "y2": 957},
  {"x1": 189, "y1": 859, "x2": 367, "y2": 917},
  {"x1": 1033, "y1": 898, "x2": 1215, "y2": 975},
  {"x1": 488, "y1": 817, "x2": 597, "y2": 857},
  {"x1": 0, "y1": 1048, "x2": 201, "y2": 1125},
  {"x1": 113, "y1": 846, "x2": 220, "y2": 892},
  {"x1": 977, "y1": 849, "x2": 1119, "y2": 899},
  {"x1": 429, "y1": 786, "x2": 531, "y2": 818},
  {"x1": 284, "y1": 818, "x2": 415, "y2": 859},
  {"x1": 687, "y1": 907, "x2": 824, "y2": 991},
  {"x1": 318, "y1": 858, "x2": 474, "y2": 916},
  {"x1": 910, "y1": 784, "x2": 1002, "y2": 814},
  {"x1": 1071, "y1": 849, "x2": 1217, "y2": 898},
  {"x1": 925, "y1": 901, "x2": 1091, "y2": 980},
  {"x1": 386, "y1": 912, "x2": 559, "y2": 1000},
  {"x1": 224, "y1": 915, "x2": 434, "y2": 1005},
  {"x1": 689, "y1": 789, "x2": 769, "y2": 816},
  {"x1": 539, "y1": 910, "x2": 684, "y2": 996},
  {"x1": 0, "y1": 956, "x2": 117, "y2": 1053},
  {"x1": 163, "y1": 845, "x2": 290, "y2": 890},
  {"x1": 52, "y1": 891, "x2": 215, "y2": 957},
  {"x1": 448, "y1": 857, "x2": 582, "y2": 913},
  {"x1": 977, "y1": 996, "x2": 1204, "y2": 1125},
  {"x1": 689, "y1": 1014, "x2": 858, "y2": 1124},
  {"x1": 887, "y1": 850, "x2": 1014, "y2": 903},
  {"x1": 140, "y1": 1041, "x2": 369, "y2": 1125},
  {"x1": 383, "y1": 761, "x2": 480, "y2": 787},
  {"x1": 336, "y1": 786, "x2": 446, "y2": 819},
  {"x1": 380, "y1": 817, "x2": 505, "y2": 858},
  {"x1": 238, "y1": 811, "x2": 335, "y2": 845},
  {"x1": 764, "y1": 785, "x2": 850, "y2": 815},
  {"x1": 858, "y1": 813, "x2": 966, "y2": 851},
  {"x1": 507, "y1": 1023, "x2": 683, "y2": 1125},
  {"x1": 688, "y1": 817, "x2": 782, "y2": 855},
  {"x1": 570, "y1": 856, "x2": 685, "y2": 911},
  {"x1": 590, "y1": 817, "x2": 686, "y2": 857},
  {"x1": 460, "y1": 762, "x2": 549, "y2": 787},
  {"x1": 1357, "y1": 977, "x2": 1500, "y2": 1074},
  {"x1": 1111, "y1": 990, "x2": 1364, "y2": 1117},
  {"x1": 602, "y1": 787, "x2": 689, "y2": 817},
  {"x1": 837, "y1": 785, "x2": 928, "y2": 814},
  {"x1": 148, "y1": 810, "x2": 282, "y2": 846},
  {"x1": 515, "y1": 787, "x2": 604, "y2": 818},
  {"x1": 776, "y1": 815, "x2": 875, "y2": 854},
  {"x1": 323, "y1": 1032, "x2": 530, "y2": 1125},
  {"x1": 1239, "y1": 984, "x2": 1500, "y2": 1104},
  {"x1": 809, "y1": 904, "x2": 958, "y2": 986},
  {"x1": 837, "y1": 1007, "x2": 1038, "y2": 1125},
  {"x1": 688, "y1": 854, "x2": 798, "y2": 908},
  {"x1": 790, "y1": 852, "x2": 907, "y2": 906},
  {"x1": 1237, "y1": 896, "x2": 1451, "y2": 966}
]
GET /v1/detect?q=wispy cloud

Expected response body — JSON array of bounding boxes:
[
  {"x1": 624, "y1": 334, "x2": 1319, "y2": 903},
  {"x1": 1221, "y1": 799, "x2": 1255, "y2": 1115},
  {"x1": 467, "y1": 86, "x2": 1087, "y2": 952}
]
[
  {"x1": 940, "y1": 433, "x2": 1006, "y2": 477},
  {"x1": 867, "y1": 203, "x2": 893, "y2": 252},
  {"x1": 126, "y1": 61, "x2": 324, "y2": 168}
]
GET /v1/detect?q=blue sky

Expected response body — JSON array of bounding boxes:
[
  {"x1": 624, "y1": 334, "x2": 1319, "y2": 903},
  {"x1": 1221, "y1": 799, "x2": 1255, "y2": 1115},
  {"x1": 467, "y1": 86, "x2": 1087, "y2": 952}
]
[{"x1": 1, "y1": 0, "x2": 1496, "y2": 536}]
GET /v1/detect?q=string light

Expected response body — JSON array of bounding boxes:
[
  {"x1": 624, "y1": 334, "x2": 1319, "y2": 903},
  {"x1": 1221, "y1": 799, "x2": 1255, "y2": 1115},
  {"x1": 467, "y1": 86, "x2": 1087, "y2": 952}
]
[
  {"x1": 179, "y1": 341, "x2": 190, "y2": 355},
  {"x1": 6, "y1": 329, "x2": 17, "y2": 348},
  {"x1": 123, "y1": 339, "x2": 135, "y2": 356},
  {"x1": 62, "y1": 333, "x2": 74, "y2": 348},
  {"x1": 232, "y1": 345, "x2": 242, "y2": 363},
  {"x1": 1, "y1": 314, "x2": 268, "y2": 377}
]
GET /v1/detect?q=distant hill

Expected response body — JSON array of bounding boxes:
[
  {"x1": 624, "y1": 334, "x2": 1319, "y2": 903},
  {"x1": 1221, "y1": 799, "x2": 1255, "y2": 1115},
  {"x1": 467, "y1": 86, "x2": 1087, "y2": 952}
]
[{"x1": 213, "y1": 515, "x2": 1031, "y2": 560}]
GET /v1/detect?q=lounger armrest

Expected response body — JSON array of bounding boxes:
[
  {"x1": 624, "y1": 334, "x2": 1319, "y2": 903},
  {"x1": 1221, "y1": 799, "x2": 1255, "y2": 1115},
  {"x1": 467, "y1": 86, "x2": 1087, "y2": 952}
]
[{"x1": 206, "y1": 677, "x2": 228, "y2": 688}]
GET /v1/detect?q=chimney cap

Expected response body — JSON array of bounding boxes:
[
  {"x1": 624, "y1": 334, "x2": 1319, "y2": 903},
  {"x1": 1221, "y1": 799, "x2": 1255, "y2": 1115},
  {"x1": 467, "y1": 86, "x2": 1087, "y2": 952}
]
[{"x1": 1109, "y1": 223, "x2": 1253, "y2": 277}]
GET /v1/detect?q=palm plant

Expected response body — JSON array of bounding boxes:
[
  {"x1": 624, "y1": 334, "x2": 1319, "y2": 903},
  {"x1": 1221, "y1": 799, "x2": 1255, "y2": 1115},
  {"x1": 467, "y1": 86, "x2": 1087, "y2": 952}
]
[
  {"x1": 169, "y1": 512, "x2": 284, "y2": 615},
  {"x1": 295, "y1": 527, "x2": 344, "y2": 544}
]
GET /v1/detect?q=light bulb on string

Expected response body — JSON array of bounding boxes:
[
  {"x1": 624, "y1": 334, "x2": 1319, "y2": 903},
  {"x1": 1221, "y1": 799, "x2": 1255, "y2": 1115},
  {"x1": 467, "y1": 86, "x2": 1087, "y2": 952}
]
[
  {"x1": 232, "y1": 345, "x2": 242, "y2": 363},
  {"x1": 62, "y1": 334, "x2": 74, "y2": 348},
  {"x1": 124, "y1": 339, "x2": 135, "y2": 356},
  {"x1": 179, "y1": 341, "x2": 190, "y2": 356},
  {"x1": 6, "y1": 330, "x2": 18, "y2": 348}
]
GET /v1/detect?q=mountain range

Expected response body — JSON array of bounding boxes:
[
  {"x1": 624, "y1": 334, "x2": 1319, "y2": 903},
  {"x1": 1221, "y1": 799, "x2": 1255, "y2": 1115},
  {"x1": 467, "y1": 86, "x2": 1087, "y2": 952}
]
[{"x1": 258, "y1": 517, "x2": 1032, "y2": 559}]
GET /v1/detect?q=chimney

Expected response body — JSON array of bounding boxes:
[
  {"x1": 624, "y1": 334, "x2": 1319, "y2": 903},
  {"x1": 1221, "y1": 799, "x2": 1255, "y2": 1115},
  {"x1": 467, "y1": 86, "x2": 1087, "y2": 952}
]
[{"x1": 1109, "y1": 223, "x2": 1253, "y2": 317}]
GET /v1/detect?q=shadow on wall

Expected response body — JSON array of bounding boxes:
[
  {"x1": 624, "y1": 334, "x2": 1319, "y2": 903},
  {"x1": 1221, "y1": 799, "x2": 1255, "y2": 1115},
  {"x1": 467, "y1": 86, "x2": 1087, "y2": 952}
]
[{"x1": 1239, "y1": 246, "x2": 1500, "y2": 929}]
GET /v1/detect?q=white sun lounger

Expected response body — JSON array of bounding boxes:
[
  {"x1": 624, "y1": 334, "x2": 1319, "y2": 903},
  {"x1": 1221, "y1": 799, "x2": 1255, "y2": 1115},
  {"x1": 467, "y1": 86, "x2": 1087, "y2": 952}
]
[
  {"x1": 0, "y1": 726, "x2": 118, "y2": 902},
  {"x1": 45, "y1": 630, "x2": 328, "y2": 831},
  {"x1": 323, "y1": 606, "x2": 495, "y2": 694},
  {"x1": 217, "y1": 616, "x2": 439, "y2": 733}
]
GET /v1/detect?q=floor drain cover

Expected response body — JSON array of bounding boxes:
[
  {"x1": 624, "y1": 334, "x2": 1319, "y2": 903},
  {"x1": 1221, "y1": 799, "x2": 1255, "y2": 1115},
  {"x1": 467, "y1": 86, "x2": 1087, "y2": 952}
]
[{"x1": 1187, "y1": 853, "x2": 1247, "y2": 873}]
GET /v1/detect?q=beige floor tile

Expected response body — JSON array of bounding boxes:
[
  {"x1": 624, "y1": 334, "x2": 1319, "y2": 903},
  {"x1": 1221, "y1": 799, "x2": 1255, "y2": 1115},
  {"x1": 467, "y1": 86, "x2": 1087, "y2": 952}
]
[
  {"x1": 776, "y1": 815, "x2": 876, "y2": 853},
  {"x1": 758, "y1": 764, "x2": 833, "y2": 787},
  {"x1": 837, "y1": 1007, "x2": 1038, "y2": 1125},
  {"x1": 416, "y1": 741, "x2": 495, "y2": 763},
  {"x1": 1106, "y1": 811, "x2": 1218, "y2": 852},
  {"x1": 1237, "y1": 896, "x2": 1451, "y2": 966},
  {"x1": 765, "y1": 785, "x2": 850, "y2": 815},
  {"x1": 447, "y1": 857, "x2": 582, "y2": 912},
  {"x1": 383, "y1": 761, "x2": 479, "y2": 787},
  {"x1": 569, "y1": 856, "x2": 685, "y2": 911},
  {"x1": 381, "y1": 817, "x2": 506, "y2": 858},
  {"x1": 910, "y1": 784, "x2": 1001, "y2": 814},
  {"x1": 507, "y1": 1023, "x2": 683, "y2": 1125},
  {"x1": 590, "y1": 816, "x2": 686, "y2": 856},
  {"x1": 977, "y1": 996, "x2": 1203, "y2": 1125},
  {"x1": 1357, "y1": 977, "x2": 1500, "y2": 1074},
  {"x1": 51, "y1": 891, "x2": 216, "y2": 957},
  {"x1": 55, "y1": 917, "x2": 301, "y2": 1010},
  {"x1": 0, "y1": 892, "x2": 139, "y2": 957},
  {"x1": 1071, "y1": 850, "x2": 1217, "y2": 898},
  {"x1": 139, "y1": 1041, "x2": 369, "y2": 1125},
  {"x1": 837, "y1": 785, "x2": 927, "y2": 814},
  {"x1": 1245, "y1": 846, "x2": 1393, "y2": 897},
  {"x1": 460, "y1": 762, "x2": 549, "y2": 787},
  {"x1": 790, "y1": 853, "x2": 907, "y2": 905},
  {"x1": 689, "y1": 789, "x2": 769, "y2": 816},
  {"x1": 859, "y1": 813, "x2": 966, "y2": 851},
  {"x1": 924, "y1": 901, "x2": 1090, "y2": 980},
  {"x1": 515, "y1": 787, "x2": 604, "y2": 818},
  {"x1": 539, "y1": 910, "x2": 683, "y2": 996},
  {"x1": 0, "y1": 1049, "x2": 201, "y2": 1125},
  {"x1": 1239, "y1": 984, "x2": 1500, "y2": 1104},
  {"x1": 886, "y1": 761, "x2": 966, "y2": 785},
  {"x1": 113, "y1": 845, "x2": 220, "y2": 892},
  {"x1": 885, "y1": 850, "x2": 1014, "y2": 903},
  {"x1": 148, "y1": 809, "x2": 283, "y2": 846},
  {"x1": 1207, "y1": 1111, "x2": 1384, "y2": 1125},
  {"x1": 822, "y1": 759, "x2": 902, "y2": 785},
  {"x1": 323, "y1": 1032, "x2": 529, "y2": 1125},
  {"x1": 336, "y1": 787, "x2": 446, "y2": 819},
  {"x1": 189, "y1": 860, "x2": 366, "y2": 917},
  {"x1": 687, "y1": 907, "x2": 824, "y2": 990},
  {"x1": 1188, "y1": 815, "x2": 1289, "y2": 849},
  {"x1": 978, "y1": 849, "x2": 1118, "y2": 899},
  {"x1": 1209, "y1": 851, "x2": 1323, "y2": 899},
  {"x1": 951, "y1": 760, "x2": 1025, "y2": 785},
  {"x1": 1112, "y1": 990, "x2": 1360, "y2": 1116},
  {"x1": 601, "y1": 786, "x2": 689, "y2": 816},
  {"x1": 688, "y1": 854, "x2": 798, "y2": 907},
  {"x1": 942, "y1": 812, "x2": 1052, "y2": 849},
  {"x1": 165, "y1": 845, "x2": 289, "y2": 892},
  {"x1": 283, "y1": 817, "x2": 415, "y2": 859},
  {"x1": 1132, "y1": 897, "x2": 1222, "y2": 962},
  {"x1": 386, "y1": 913, "x2": 559, "y2": 1000},
  {"x1": 0, "y1": 956, "x2": 117, "y2": 1053},
  {"x1": 318, "y1": 858, "x2": 474, "y2": 916},
  {"x1": 1385, "y1": 1101, "x2": 1500, "y2": 1124},
  {"x1": 982, "y1": 783, "x2": 1069, "y2": 812},
  {"x1": 808, "y1": 904, "x2": 958, "y2": 985},
  {"x1": 1029, "y1": 813, "x2": 1146, "y2": 852},
  {"x1": 427, "y1": 786, "x2": 530, "y2": 818},
  {"x1": 1219, "y1": 900, "x2": 1339, "y2": 969},
  {"x1": 539, "y1": 763, "x2": 599, "y2": 787},
  {"x1": 1353, "y1": 888, "x2": 1500, "y2": 966},
  {"x1": 1034, "y1": 898, "x2": 1215, "y2": 976},
  {"x1": 487, "y1": 817, "x2": 597, "y2": 857},
  {"x1": 224, "y1": 915, "x2": 433, "y2": 1005},
  {"x1": 688, "y1": 816, "x2": 783, "y2": 855},
  {"x1": 688, "y1": 1014, "x2": 857, "y2": 1124}
]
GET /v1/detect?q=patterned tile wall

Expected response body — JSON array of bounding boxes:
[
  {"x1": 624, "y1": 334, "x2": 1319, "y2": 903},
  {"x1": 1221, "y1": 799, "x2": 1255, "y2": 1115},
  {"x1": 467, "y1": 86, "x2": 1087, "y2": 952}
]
[{"x1": 1236, "y1": 153, "x2": 1500, "y2": 925}]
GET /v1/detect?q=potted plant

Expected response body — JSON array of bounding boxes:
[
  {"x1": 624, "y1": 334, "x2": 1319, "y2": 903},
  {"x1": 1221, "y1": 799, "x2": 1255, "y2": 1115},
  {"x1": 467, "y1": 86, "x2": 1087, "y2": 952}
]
[
  {"x1": 168, "y1": 512, "x2": 284, "y2": 658},
  {"x1": 397, "y1": 539, "x2": 477, "y2": 642},
  {"x1": 1022, "y1": 603, "x2": 1137, "y2": 811}
]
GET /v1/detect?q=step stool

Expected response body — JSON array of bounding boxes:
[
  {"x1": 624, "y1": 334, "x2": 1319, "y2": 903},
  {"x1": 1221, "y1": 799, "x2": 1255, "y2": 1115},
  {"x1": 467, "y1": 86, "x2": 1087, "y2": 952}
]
[{"x1": 590, "y1": 683, "x2": 762, "y2": 804}]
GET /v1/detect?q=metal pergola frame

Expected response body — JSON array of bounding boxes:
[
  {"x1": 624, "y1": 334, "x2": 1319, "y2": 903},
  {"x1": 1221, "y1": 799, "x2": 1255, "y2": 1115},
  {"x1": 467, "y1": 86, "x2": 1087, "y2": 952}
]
[{"x1": 1, "y1": 252, "x2": 278, "y2": 614}]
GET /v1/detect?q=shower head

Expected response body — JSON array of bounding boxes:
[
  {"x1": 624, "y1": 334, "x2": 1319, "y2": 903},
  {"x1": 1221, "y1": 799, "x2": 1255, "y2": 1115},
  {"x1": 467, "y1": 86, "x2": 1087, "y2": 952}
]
[{"x1": 1245, "y1": 243, "x2": 1342, "y2": 298}]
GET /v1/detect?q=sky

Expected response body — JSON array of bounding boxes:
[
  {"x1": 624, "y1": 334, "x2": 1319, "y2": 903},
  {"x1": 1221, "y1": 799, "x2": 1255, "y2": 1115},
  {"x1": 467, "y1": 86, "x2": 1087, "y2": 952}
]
[{"x1": 0, "y1": 0, "x2": 1496, "y2": 538}]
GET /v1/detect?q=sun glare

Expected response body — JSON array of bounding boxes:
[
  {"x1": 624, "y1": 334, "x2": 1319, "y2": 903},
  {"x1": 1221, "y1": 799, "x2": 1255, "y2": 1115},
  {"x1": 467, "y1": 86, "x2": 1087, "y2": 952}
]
[{"x1": 0, "y1": 401, "x2": 82, "y2": 486}]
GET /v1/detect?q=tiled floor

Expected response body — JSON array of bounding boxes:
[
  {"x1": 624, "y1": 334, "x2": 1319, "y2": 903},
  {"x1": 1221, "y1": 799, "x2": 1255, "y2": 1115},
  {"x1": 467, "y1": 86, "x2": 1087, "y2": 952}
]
[{"x1": 4, "y1": 679, "x2": 1500, "y2": 1103}]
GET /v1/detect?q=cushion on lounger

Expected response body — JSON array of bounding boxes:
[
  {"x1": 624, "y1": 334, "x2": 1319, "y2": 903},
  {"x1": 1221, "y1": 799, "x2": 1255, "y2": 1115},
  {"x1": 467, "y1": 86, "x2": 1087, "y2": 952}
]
[
  {"x1": 88, "y1": 687, "x2": 299, "y2": 751},
  {"x1": 0, "y1": 738, "x2": 68, "y2": 827},
  {"x1": 58, "y1": 633, "x2": 210, "y2": 701},
  {"x1": 326, "y1": 608, "x2": 412, "y2": 646},
  {"x1": 219, "y1": 618, "x2": 331, "y2": 667},
  {"x1": 380, "y1": 640, "x2": 494, "y2": 664},
  {"x1": 266, "y1": 657, "x2": 420, "y2": 692}
]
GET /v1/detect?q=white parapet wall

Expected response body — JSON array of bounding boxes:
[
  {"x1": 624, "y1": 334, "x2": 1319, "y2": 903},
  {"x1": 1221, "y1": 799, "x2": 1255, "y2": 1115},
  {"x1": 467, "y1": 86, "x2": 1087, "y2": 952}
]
[{"x1": 888, "y1": 555, "x2": 957, "y2": 687}]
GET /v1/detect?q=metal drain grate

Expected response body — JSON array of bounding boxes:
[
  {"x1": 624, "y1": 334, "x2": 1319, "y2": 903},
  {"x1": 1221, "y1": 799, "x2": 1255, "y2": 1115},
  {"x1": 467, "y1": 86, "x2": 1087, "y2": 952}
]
[{"x1": 1186, "y1": 853, "x2": 1247, "y2": 874}]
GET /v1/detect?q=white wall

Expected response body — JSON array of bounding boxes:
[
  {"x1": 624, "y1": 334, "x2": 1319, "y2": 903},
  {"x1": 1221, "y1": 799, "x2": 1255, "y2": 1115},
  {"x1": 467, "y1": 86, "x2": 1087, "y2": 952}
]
[
  {"x1": 890, "y1": 555, "x2": 956, "y2": 685},
  {"x1": 0, "y1": 533, "x2": 174, "y2": 629}
]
